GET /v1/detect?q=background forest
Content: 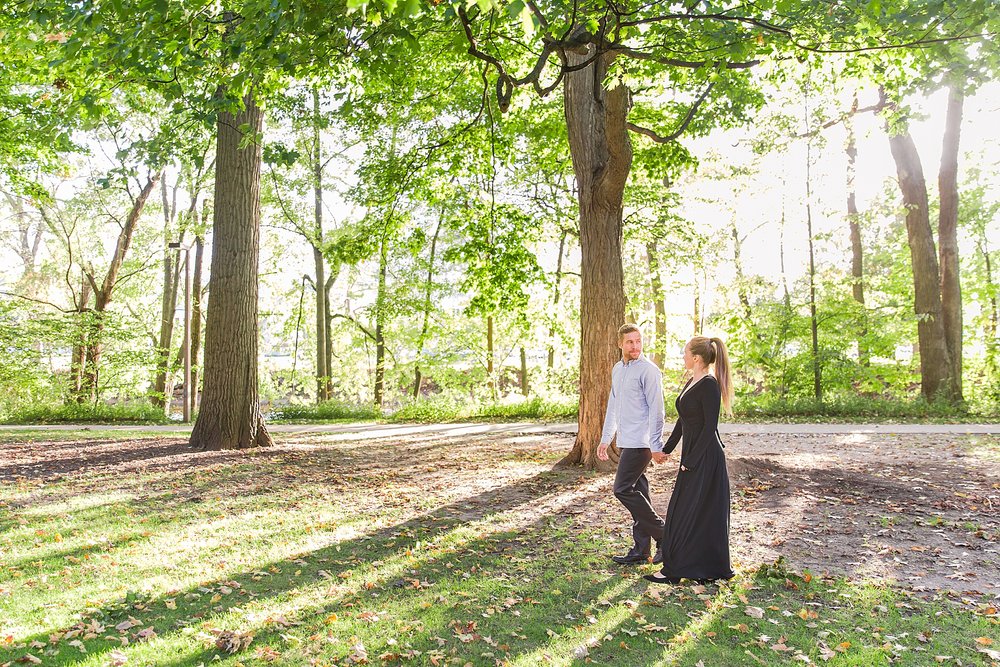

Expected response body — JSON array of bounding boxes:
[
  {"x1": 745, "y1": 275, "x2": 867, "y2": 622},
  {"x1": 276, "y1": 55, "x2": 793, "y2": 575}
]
[{"x1": 2, "y1": 1, "x2": 998, "y2": 432}]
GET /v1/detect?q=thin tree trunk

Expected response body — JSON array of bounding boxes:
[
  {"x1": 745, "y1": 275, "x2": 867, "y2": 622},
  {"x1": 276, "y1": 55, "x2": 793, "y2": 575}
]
[
  {"x1": 71, "y1": 275, "x2": 92, "y2": 402},
  {"x1": 646, "y1": 241, "x2": 666, "y2": 368},
  {"x1": 846, "y1": 93, "x2": 869, "y2": 366},
  {"x1": 692, "y1": 289, "x2": 700, "y2": 337},
  {"x1": 324, "y1": 274, "x2": 335, "y2": 395},
  {"x1": 805, "y1": 109, "x2": 821, "y2": 401},
  {"x1": 980, "y1": 237, "x2": 998, "y2": 339},
  {"x1": 189, "y1": 92, "x2": 272, "y2": 450},
  {"x1": 153, "y1": 246, "x2": 176, "y2": 409},
  {"x1": 153, "y1": 177, "x2": 185, "y2": 410},
  {"x1": 938, "y1": 84, "x2": 964, "y2": 401},
  {"x1": 779, "y1": 188, "x2": 791, "y2": 397},
  {"x1": 373, "y1": 233, "x2": 387, "y2": 408},
  {"x1": 312, "y1": 87, "x2": 329, "y2": 404},
  {"x1": 520, "y1": 346, "x2": 529, "y2": 396},
  {"x1": 191, "y1": 233, "x2": 205, "y2": 413},
  {"x1": 81, "y1": 172, "x2": 161, "y2": 402},
  {"x1": 731, "y1": 225, "x2": 753, "y2": 324},
  {"x1": 559, "y1": 46, "x2": 630, "y2": 471},
  {"x1": 486, "y1": 315, "x2": 494, "y2": 375},
  {"x1": 413, "y1": 210, "x2": 444, "y2": 398},
  {"x1": 547, "y1": 229, "x2": 567, "y2": 370},
  {"x1": 886, "y1": 125, "x2": 952, "y2": 400}
]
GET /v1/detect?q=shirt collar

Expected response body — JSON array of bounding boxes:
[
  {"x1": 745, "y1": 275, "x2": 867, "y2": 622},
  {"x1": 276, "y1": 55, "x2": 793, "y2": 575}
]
[{"x1": 622, "y1": 354, "x2": 646, "y2": 368}]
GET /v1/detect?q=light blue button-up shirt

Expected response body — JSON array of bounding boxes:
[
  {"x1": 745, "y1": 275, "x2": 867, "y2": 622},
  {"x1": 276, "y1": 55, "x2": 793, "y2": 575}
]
[{"x1": 599, "y1": 354, "x2": 665, "y2": 452}]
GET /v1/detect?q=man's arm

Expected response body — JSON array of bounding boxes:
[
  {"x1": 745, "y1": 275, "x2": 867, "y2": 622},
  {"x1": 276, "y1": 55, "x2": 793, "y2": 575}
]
[
  {"x1": 644, "y1": 366, "x2": 665, "y2": 453},
  {"x1": 597, "y1": 368, "x2": 618, "y2": 461}
]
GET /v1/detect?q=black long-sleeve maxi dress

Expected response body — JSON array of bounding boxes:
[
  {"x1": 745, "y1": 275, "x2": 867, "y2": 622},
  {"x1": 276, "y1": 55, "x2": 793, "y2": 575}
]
[{"x1": 658, "y1": 375, "x2": 734, "y2": 581}]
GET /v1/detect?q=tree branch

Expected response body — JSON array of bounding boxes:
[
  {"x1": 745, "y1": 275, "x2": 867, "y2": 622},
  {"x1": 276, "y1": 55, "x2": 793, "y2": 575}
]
[{"x1": 627, "y1": 81, "x2": 716, "y2": 143}]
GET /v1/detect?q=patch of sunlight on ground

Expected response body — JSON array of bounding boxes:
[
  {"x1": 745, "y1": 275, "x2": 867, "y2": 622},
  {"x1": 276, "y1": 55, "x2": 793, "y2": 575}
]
[{"x1": 507, "y1": 577, "x2": 636, "y2": 666}]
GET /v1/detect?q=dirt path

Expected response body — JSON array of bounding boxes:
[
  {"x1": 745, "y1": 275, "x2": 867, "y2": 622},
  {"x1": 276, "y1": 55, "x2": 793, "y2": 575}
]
[{"x1": 2, "y1": 426, "x2": 997, "y2": 597}]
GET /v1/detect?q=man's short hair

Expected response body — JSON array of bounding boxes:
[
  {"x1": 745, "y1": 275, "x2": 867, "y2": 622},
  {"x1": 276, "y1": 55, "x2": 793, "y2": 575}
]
[{"x1": 618, "y1": 323, "x2": 641, "y2": 341}]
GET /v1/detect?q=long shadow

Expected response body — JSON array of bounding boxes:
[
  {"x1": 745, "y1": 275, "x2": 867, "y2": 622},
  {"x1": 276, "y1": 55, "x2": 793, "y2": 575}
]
[
  {"x1": 5, "y1": 462, "x2": 588, "y2": 665},
  {"x1": 149, "y1": 512, "x2": 649, "y2": 667},
  {"x1": 0, "y1": 437, "x2": 195, "y2": 482}
]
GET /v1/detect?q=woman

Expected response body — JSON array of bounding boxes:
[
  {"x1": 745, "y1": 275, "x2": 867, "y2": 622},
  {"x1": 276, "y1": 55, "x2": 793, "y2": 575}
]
[{"x1": 644, "y1": 336, "x2": 735, "y2": 585}]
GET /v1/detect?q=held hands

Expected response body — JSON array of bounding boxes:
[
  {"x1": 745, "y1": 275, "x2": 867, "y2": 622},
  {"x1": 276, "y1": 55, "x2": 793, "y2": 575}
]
[{"x1": 651, "y1": 451, "x2": 669, "y2": 464}]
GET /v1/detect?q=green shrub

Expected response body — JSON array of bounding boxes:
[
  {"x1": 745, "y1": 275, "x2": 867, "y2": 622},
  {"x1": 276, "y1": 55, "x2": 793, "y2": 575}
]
[
  {"x1": 5, "y1": 401, "x2": 170, "y2": 425},
  {"x1": 388, "y1": 395, "x2": 577, "y2": 423},
  {"x1": 731, "y1": 392, "x2": 975, "y2": 422},
  {"x1": 269, "y1": 399, "x2": 379, "y2": 422}
]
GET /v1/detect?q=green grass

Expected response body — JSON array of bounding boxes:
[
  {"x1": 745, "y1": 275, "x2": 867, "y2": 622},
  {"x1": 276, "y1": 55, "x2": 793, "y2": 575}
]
[{"x1": 2, "y1": 432, "x2": 997, "y2": 666}]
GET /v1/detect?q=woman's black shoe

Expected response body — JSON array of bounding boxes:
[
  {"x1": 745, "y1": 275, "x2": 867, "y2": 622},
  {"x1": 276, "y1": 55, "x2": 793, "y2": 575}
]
[{"x1": 642, "y1": 573, "x2": 681, "y2": 584}]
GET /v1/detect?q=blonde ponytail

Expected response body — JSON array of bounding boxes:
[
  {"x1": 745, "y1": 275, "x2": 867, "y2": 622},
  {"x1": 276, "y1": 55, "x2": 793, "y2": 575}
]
[
  {"x1": 710, "y1": 337, "x2": 734, "y2": 416},
  {"x1": 688, "y1": 335, "x2": 735, "y2": 416}
]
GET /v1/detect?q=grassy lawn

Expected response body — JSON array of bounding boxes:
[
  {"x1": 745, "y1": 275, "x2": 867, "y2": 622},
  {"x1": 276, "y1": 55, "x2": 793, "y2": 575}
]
[{"x1": 1, "y1": 430, "x2": 998, "y2": 666}]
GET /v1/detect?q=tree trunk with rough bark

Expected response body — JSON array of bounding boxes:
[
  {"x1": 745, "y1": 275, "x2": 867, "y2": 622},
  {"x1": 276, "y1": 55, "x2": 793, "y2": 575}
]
[
  {"x1": 887, "y1": 127, "x2": 953, "y2": 400},
  {"x1": 558, "y1": 47, "x2": 630, "y2": 471},
  {"x1": 938, "y1": 84, "x2": 964, "y2": 401},
  {"x1": 189, "y1": 93, "x2": 272, "y2": 450}
]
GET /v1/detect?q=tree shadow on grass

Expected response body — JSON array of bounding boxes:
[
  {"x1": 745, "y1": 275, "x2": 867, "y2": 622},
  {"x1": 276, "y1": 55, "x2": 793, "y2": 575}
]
[{"x1": 4, "y1": 456, "x2": 593, "y2": 665}]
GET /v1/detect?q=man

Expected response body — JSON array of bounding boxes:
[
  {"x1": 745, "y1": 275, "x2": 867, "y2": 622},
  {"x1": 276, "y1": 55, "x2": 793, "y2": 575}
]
[{"x1": 598, "y1": 323, "x2": 667, "y2": 565}]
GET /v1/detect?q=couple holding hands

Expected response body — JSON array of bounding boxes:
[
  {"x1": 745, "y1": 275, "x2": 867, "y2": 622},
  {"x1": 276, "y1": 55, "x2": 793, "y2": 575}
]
[{"x1": 598, "y1": 324, "x2": 735, "y2": 585}]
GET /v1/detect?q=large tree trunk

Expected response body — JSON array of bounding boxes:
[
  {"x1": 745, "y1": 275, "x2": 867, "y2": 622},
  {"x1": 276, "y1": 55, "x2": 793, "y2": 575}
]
[
  {"x1": 846, "y1": 94, "x2": 868, "y2": 366},
  {"x1": 646, "y1": 241, "x2": 666, "y2": 368},
  {"x1": 189, "y1": 93, "x2": 272, "y2": 450},
  {"x1": 938, "y1": 84, "x2": 964, "y2": 401},
  {"x1": 887, "y1": 127, "x2": 953, "y2": 400},
  {"x1": 559, "y1": 47, "x2": 630, "y2": 471}
]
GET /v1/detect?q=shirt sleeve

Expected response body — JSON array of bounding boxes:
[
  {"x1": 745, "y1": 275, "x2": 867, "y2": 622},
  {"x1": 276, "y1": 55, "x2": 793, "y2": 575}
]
[
  {"x1": 644, "y1": 366, "x2": 665, "y2": 452},
  {"x1": 599, "y1": 369, "x2": 618, "y2": 445}
]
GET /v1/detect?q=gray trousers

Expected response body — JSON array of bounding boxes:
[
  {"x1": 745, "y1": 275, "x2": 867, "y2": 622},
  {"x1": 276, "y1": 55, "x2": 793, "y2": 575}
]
[{"x1": 613, "y1": 447, "x2": 665, "y2": 552}]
